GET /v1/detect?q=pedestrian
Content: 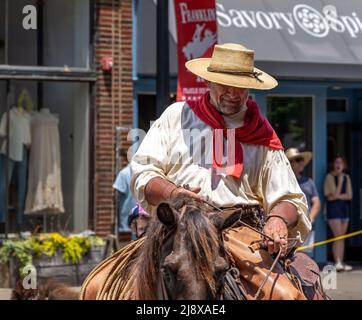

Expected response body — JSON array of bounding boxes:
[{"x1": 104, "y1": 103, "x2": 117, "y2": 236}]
[
  {"x1": 113, "y1": 164, "x2": 136, "y2": 233},
  {"x1": 286, "y1": 148, "x2": 320, "y2": 255},
  {"x1": 128, "y1": 204, "x2": 151, "y2": 239},
  {"x1": 324, "y1": 155, "x2": 353, "y2": 271}
]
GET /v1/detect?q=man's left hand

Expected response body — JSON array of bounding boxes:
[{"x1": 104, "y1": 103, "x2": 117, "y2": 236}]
[{"x1": 263, "y1": 217, "x2": 288, "y2": 256}]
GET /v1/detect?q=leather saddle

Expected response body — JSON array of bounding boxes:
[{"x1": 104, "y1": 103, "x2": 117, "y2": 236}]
[{"x1": 222, "y1": 225, "x2": 328, "y2": 300}]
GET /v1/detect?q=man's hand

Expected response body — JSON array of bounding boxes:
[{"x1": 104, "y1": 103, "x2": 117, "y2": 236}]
[
  {"x1": 263, "y1": 202, "x2": 298, "y2": 256},
  {"x1": 263, "y1": 217, "x2": 288, "y2": 256},
  {"x1": 145, "y1": 177, "x2": 203, "y2": 207},
  {"x1": 170, "y1": 186, "x2": 202, "y2": 202}
]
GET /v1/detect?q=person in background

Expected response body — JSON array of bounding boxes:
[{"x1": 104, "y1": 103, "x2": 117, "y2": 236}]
[
  {"x1": 113, "y1": 164, "x2": 136, "y2": 233},
  {"x1": 286, "y1": 148, "x2": 321, "y2": 257},
  {"x1": 324, "y1": 155, "x2": 353, "y2": 272},
  {"x1": 128, "y1": 204, "x2": 151, "y2": 239}
]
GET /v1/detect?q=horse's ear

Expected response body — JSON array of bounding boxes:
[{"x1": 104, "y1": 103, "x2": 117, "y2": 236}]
[
  {"x1": 157, "y1": 203, "x2": 176, "y2": 228},
  {"x1": 209, "y1": 209, "x2": 240, "y2": 231}
]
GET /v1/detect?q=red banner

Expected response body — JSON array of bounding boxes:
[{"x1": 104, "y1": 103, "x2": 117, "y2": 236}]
[{"x1": 174, "y1": 0, "x2": 218, "y2": 102}]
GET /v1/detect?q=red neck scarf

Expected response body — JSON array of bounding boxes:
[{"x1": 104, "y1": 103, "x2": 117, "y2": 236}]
[{"x1": 187, "y1": 92, "x2": 283, "y2": 178}]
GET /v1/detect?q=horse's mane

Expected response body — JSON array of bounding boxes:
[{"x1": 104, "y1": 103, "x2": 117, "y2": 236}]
[{"x1": 121, "y1": 196, "x2": 221, "y2": 299}]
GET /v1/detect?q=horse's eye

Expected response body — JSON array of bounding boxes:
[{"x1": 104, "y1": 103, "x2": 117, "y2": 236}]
[{"x1": 162, "y1": 266, "x2": 173, "y2": 282}]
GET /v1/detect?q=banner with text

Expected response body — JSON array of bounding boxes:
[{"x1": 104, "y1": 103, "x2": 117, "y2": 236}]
[{"x1": 174, "y1": 0, "x2": 217, "y2": 102}]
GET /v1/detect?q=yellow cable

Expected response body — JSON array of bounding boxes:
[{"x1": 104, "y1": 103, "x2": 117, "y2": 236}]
[{"x1": 296, "y1": 229, "x2": 362, "y2": 251}]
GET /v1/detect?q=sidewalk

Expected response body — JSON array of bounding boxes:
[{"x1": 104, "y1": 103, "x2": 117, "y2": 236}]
[
  {"x1": 324, "y1": 267, "x2": 362, "y2": 300},
  {"x1": 0, "y1": 289, "x2": 11, "y2": 300}
]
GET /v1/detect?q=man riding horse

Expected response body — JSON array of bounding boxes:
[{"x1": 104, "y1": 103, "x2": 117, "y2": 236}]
[
  {"x1": 81, "y1": 43, "x2": 326, "y2": 300},
  {"x1": 131, "y1": 43, "x2": 310, "y2": 258}
]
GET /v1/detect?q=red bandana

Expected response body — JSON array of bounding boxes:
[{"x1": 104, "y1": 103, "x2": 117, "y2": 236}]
[{"x1": 187, "y1": 92, "x2": 283, "y2": 178}]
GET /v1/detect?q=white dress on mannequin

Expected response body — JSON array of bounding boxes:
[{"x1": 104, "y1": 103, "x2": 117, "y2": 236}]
[{"x1": 25, "y1": 108, "x2": 64, "y2": 214}]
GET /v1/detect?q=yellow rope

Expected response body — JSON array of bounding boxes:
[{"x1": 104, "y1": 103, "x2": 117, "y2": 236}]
[{"x1": 296, "y1": 229, "x2": 362, "y2": 251}]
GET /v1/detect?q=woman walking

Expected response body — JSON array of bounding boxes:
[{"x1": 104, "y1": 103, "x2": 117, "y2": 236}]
[{"x1": 324, "y1": 155, "x2": 353, "y2": 271}]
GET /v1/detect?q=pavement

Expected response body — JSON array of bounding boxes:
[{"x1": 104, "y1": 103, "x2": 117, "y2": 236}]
[
  {"x1": 0, "y1": 267, "x2": 361, "y2": 300},
  {"x1": 323, "y1": 265, "x2": 362, "y2": 300}
]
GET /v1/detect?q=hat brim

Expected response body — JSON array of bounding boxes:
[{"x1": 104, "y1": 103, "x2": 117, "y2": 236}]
[
  {"x1": 289, "y1": 151, "x2": 313, "y2": 166},
  {"x1": 185, "y1": 58, "x2": 278, "y2": 90}
]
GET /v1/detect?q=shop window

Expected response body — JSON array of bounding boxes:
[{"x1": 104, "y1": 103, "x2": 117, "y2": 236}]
[
  {"x1": 267, "y1": 96, "x2": 313, "y2": 175},
  {"x1": 327, "y1": 98, "x2": 348, "y2": 112},
  {"x1": 0, "y1": 0, "x2": 90, "y2": 68},
  {"x1": 0, "y1": 80, "x2": 90, "y2": 233}
]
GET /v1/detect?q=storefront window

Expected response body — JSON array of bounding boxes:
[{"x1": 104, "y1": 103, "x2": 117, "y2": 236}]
[
  {"x1": 267, "y1": 96, "x2": 313, "y2": 174},
  {"x1": 0, "y1": 0, "x2": 90, "y2": 68},
  {"x1": 0, "y1": 80, "x2": 90, "y2": 233}
]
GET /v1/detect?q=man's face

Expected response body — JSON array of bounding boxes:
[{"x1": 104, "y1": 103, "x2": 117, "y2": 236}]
[
  {"x1": 290, "y1": 157, "x2": 305, "y2": 175},
  {"x1": 207, "y1": 81, "x2": 249, "y2": 116}
]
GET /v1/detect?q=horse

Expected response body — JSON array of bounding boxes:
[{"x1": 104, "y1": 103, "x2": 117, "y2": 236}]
[
  {"x1": 80, "y1": 195, "x2": 326, "y2": 300},
  {"x1": 128, "y1": 196, "x2": 231, "y2": 299}
]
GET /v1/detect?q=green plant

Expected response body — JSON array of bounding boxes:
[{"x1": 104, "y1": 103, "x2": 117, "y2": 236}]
[
  {"x1": 0, "y1": 233, "x2": 105, "y2": 275},
  {"x1": 0, "y1": 238, "x2": 34, "y2": 269}
]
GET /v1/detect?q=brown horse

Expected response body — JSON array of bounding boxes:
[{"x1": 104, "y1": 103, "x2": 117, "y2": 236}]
[
  {"x1": 81, "y1": 196, "x2": 325, "y2": 300},
  {"x1": 122, "y1": 196, "x2": 231, "y2": 299},
  {"x1": 81, "y1": 195, "x2": 247, "y2": 300}
]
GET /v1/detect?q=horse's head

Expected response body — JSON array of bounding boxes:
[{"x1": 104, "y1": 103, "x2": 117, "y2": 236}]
[{"x1": 156, "y1": 196, "x2": 234, "y2": 300}]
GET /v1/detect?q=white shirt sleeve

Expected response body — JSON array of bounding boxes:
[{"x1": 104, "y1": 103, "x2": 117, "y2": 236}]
[
  {"x1": 130, "y1": 105, "x2": 179, "y2": 212},
  {"x1": 261, "y1": 149, "x2": 311, "y2": 241}
]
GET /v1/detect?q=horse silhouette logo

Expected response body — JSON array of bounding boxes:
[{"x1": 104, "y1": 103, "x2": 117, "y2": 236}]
[{"x1": 182, "y1": 23, "x2": 217, "y2": 60}]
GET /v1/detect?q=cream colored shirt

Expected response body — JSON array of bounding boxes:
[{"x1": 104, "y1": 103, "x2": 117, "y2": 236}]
[{"x1": 131, "y1": 102, "x2": 311, "y2": 240}]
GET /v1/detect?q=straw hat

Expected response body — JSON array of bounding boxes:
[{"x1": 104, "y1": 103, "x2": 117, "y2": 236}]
[
  {"x1": 285, "y1": 148, "x2": 313, "y2": 166},
  {"x1": 185, "y1": 43, "x2": 278, "y2": 90}
]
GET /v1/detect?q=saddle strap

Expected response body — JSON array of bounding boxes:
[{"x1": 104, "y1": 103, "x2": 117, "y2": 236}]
[{"x1": 223, "y1": 268, "x2": 247, "y2": 300}]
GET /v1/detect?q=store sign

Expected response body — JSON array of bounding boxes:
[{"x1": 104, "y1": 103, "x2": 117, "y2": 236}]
[
  {"x1": 217, "y1": 3, "x2": 362, "y2": 38},
  {"x1": 174, "y1": 0, "x2": 218, "y2": 102}
]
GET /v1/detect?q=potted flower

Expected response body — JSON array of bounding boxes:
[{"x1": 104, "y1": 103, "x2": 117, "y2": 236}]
[{"x1": 0, "y1": 233, "x2": 105, "y2": 287}]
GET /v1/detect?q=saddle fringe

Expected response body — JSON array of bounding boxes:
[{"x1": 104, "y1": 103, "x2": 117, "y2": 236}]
[{"x1": 80, "y1": 238, "x2": 145, "y2": 300}]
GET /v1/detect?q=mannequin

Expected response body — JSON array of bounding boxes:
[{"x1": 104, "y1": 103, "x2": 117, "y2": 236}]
[
  {"x1": 0, "y1": 105, "x2": 31, "y2": 230},
  {"x1": 25, "y1": 107, "x2": 64, "y2": 215}
]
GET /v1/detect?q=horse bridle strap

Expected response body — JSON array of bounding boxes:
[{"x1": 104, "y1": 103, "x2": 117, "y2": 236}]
[{"x1": 159, "y1": 272, "x2": 169, "y2": 300}]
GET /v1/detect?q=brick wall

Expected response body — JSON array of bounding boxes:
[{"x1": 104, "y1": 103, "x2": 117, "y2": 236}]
[{"x1": 94, "y1": 0, "x2": 133, "y2": 236}]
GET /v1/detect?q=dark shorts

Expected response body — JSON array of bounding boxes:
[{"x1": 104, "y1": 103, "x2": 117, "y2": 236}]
[{"x1": 326, "y1": 201, "x2": 350, "y2": 221}]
